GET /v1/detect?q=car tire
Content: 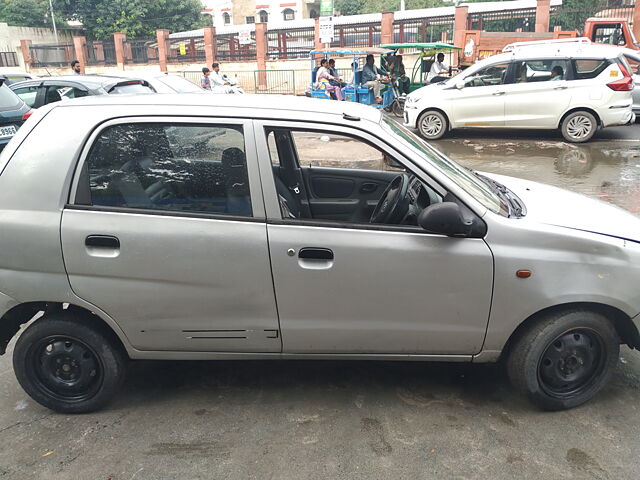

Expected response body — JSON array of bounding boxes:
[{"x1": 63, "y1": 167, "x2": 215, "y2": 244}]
[
  {"x1": 418, "y1": 110, "x2": 448, "y2": 140},
  {"x1": 561, "y1": 111, "x2": 597, "y2": 143},
  {"x1": 13, "y1": 313, "x2": 127, "y2": 413},
  {"x1": 392, "y1": 98, "x2": 405, "y2": 118},
  {"x1": 506, "y1": 309, "x2": 619, "y2": 411}
]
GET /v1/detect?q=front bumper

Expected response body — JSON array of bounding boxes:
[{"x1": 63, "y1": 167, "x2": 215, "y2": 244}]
[{"x1": 404, "y1": 104, "x2": 420, "y2": 128}]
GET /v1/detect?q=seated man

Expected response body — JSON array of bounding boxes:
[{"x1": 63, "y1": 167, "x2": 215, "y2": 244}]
[
  {"x1": 362, "y1": 54, "x2": 388, "y2": 103},
  {"x1": 427, "y1": 53, "x2": 450, "y2": 84},
  {"x1": 550, "y1": 65, "x2": 564, "y2": 81}
]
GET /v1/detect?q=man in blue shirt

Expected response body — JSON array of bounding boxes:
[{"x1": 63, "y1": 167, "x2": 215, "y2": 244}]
[{"x1": 362, "y1": 54, "x2": 388, "y2": 103}]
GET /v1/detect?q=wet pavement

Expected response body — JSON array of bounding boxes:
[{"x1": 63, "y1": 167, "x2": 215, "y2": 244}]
[{"x1": 1, "y1": 125, "x2": 640, "y2": 479}]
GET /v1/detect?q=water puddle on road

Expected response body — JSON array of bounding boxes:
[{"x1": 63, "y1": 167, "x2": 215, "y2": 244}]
[{"x1": 431, "y1": 137, "x2": 640, "y2": 215}]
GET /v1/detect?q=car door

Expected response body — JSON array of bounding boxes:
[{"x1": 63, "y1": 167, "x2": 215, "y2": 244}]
[
  {"x1": 62, "y1": 117, "x2": 281, "y2": 353},
  {"x1": 255, "y1": 120, "x2": 494, "y2": 355},
  {"x1": 503, "y1": 58, "x2": 573, "y2": 128},
  {"x1": 450, "y1": 62, "x2": 510, "y2": 128}
]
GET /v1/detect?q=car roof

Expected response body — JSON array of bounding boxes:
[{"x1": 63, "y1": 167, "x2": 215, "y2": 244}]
[{"x1": 49, "y1": 93, "x2": 384, "y2": 122}]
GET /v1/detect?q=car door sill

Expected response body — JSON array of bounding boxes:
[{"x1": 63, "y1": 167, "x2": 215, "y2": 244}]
[{"x1": 126, "y1": 350, "x2": 474, "y2": 362}]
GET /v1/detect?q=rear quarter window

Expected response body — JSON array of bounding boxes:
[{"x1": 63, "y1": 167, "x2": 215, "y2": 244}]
[{"x1": 572, "y1": 59, "x2": 611, "y2": 80}]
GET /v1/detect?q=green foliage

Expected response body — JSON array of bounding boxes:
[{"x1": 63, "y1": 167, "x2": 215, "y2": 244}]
[
  {"x1": 0, "y1": 0, "x2": 51, "y2": 28},
  {"x1": 58, "y1": 0, "x2": 208, "y2": 40}
]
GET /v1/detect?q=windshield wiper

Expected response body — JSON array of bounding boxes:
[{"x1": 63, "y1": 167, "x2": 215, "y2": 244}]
[{"x1": 475, "y1": 173, "x2": 526, "y2": 218}]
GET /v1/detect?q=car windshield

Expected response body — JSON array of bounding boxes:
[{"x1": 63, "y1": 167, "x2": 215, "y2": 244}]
[
  {"x1": 158, "y1": 75, "x2": 202, "y2": 93},
  {"x1": 381, "y1": 117, "x2": 509, "y2": 216}
]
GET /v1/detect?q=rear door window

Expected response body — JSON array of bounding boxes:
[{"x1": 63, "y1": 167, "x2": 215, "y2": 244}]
[
  {"x1": 79, "y1": 123, "x2": 252, "y2": 217},
  {"x1": 572, "y1": 59, "x2": 611, "y2": 80},
  {"x1": 512, "y1": 59, "x2": 570, "y2": 83},
  {"x1": 12, "y1": 85, "x2": 39, "y2": 107}
]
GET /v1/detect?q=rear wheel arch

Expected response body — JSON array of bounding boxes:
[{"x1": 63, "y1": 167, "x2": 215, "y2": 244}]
[
  {"x1": 558, "y1": 107, "x2": 602, "y2": 129},
  {"x1": 0, "y1": 302, "x2": 129, "y2": 358},
  {"x1": 499, "y1": 302, "x2": 639, "y2": 362}
]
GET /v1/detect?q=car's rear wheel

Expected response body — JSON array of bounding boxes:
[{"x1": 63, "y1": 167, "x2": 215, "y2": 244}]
[
  {"x1": 507, "y1": 309, "x2": 619, "y2": 410},
  {"x1": 13, "y1": 314, "x2": 127, "y2": 413},
  {"x1": 561, "y1": 111, "x2": 597, "y2": 143},
  {"x1": 418, "y1": 110, "x2": 448, "y2": 140}
]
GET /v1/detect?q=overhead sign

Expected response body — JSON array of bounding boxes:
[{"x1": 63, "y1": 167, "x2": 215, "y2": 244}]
[
  {"x1": 319, "y1": 16, "x2": 334, "y2": 44},
  {"x1": 239, "y1": 25, "x2": 252, "y2": 45},
  {"x1": 320, "y1": 0, "x2": 333, "y2": 16}
]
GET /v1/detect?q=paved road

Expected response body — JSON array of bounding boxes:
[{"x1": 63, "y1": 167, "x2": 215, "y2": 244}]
[{"x1": 1, "y1": 126, "x2": 640, "y2": 480}]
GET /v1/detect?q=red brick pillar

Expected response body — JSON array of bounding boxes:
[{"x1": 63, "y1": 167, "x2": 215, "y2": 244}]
[
  {"x1": 535, "y1": 0, "x2": 551, "y2": 33},
  {"x1": 156, "y1": 29, "x2": 170, "y2": 72},
  {"x1": 381, "y1": 12, "x2": 394, "y2": 46},
  {"x1": 72, "y1": 36, "x2": 87, "y2": 73},
  {"x1": 255, "y1": 22, "x2": 268, "y2": 91},
  {"x1": 314, "y1": 17, "x2": 323, "y2": 65},
  {"x1": 204, "y1": 26, "x2": 216, "y2": 66},
  {"x1": 20, "y1": 39, "x2": 32, "y2": 71},
  {"x1": 453, "y1": 5, "x2": 469, "y2": 65},
  {"x1": 633, "y1": 1, "x2": 640, "y2": 46},
  {"x1": 113, "y1": 32, "x2": 126, "y2": 70}
]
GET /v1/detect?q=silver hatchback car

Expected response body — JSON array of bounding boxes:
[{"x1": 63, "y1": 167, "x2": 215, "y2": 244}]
[{"x1": 1, "y1": 95, "x2": 639, "y2": 413}]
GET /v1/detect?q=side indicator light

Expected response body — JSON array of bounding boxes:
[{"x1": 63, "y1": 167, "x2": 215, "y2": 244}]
[{"x1": 516, "y1": 270, "x2": 532, "y2": 278}]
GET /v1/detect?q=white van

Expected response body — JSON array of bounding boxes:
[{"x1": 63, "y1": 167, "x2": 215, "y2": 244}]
[{"x1": 404, "y1": 42, "x2": 635, "y2": 142}]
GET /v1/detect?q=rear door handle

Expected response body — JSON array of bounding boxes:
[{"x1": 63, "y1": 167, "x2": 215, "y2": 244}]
[
  {"x1": 85, "y1": 235, "x2": 120, "y2": 249},
  {"x1": 492, "y1": 91, "x2": 506, "y2": 96},
  {"x1": 298, "y1": 247, "x2": 334, "y2": 260}
]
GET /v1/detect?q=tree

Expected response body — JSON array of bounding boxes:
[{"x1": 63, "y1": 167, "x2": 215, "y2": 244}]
[
  {"x1": 58, "y1": 0, "x2": 208, "y2": 40},
  {"x1": 0, "y1": 0, "x2": 51, "y2": 28}
]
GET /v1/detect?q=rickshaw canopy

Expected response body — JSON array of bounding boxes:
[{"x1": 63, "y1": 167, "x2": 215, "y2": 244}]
[
  {"x1": 380, "y1": 42, "x2": 461, "y2": 55},
  {"x1": 310, "y1": 47, "x2": 394, "y2": 56}
]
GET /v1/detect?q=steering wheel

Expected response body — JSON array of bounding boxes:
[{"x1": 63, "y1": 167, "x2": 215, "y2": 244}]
[{"x1": 370, "y1": 174, "x2": 411, "y2": 224}]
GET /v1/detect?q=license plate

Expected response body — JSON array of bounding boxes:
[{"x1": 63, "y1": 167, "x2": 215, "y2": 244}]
[{"x1": 0, "y1": 125, "x2": 17, "y2": 139}]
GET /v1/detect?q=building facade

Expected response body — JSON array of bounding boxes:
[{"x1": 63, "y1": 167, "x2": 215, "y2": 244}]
[{"x1": 202, "y1": 0, "x2": 321, "y2": 27}]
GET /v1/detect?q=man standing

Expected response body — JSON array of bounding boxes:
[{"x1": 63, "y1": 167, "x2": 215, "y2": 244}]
[
  {"x1": 362, "y1": 54, "x2": 388, "y2": 103},
  {"x1": 71, "y1": 60, "x2": 81, "y2": 75},
  {"x1": 201, "y1": 67, "x2": 212, "y2": 90}
]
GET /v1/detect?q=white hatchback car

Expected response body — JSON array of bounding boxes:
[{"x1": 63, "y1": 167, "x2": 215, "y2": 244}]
[{"x1": 404, "y1": 43, "x2": 635, "y2": 142}]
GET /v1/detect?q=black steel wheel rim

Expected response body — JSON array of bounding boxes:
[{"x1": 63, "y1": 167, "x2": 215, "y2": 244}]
[
  {"x1": 537, "y1": 328, "x2": 606, "y2": 398},
  {"x1": 27, "y1": 335, "x2": 104, "y2": 403}
]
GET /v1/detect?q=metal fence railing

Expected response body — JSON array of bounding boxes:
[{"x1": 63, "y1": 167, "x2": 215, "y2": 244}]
[
  {"x1": 169, "y1": 36, "x2": 206, "y2": 64},
  {"x1": 0, "y1": 51, "x2": 19, "y2": 67},
  {"x1": 469, "y1": 7, "x2": 537, "y2": 32},
  {"x1": 393, "y1": 18, "x2": 454, "y2": 46},
  {"x1": 29, "y1": 43, "x2": 75, "y2": 67},
  {"x1": 267, "y1": 27, "x2": 314, "y2": 60},
  {"x1": 550, "y1": 0, "x2": 635, "y2": 31},
  {"x1": 125, "y1": 39, "x2": 158, "y2": 64},
  {"x1": 330, "y1": 23, "x2": 382, "y2": 48},
  {"x1": 86, "y1": 41, "x2": 116, "y2": 66},
  {"x1": 216, "y1": 33, "x2": 257, "y2": 62}
]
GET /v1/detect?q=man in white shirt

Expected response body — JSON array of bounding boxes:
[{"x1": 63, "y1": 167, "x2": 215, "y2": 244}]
[
  {"x1": 427, "y1": 53, "x2": 449, "y2": 83},
  {"x1": 210, "y1": 62, "x2": 233, "y2": 93}
]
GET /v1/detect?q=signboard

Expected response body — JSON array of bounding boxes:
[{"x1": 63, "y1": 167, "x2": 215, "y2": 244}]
[
  {"x1": 179, "y1": 43, "x2": 186, "y2": 56},
  {"x1": 320, "y1": 0, "x2": 333, "y2": 16},
  {"x1": 319, "y1": 16, "x2": 334, "y2": 44},
  {"x1": 239, "y1": 25, "x2": 252, "y2": 45}
]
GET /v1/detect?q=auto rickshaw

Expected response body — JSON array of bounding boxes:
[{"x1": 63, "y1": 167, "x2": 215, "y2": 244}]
[
  {"x1": 379, "y1": 42, "x2": 461, "y2": 93},
  {"x1": 309, "y1": 47, "x2": 398, "y2": 111}
]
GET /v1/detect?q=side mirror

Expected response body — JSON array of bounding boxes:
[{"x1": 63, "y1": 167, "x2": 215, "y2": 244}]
[
  {"x1": 455, "y1": 79, "x2": 465, "y2": 90},
  {"x1": 418, "y1": 202, "x2": 474, "y2": 237}
]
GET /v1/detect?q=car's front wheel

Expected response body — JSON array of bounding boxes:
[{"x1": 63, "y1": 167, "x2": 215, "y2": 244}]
[
  {"x1": 13, "y1": 314, "x2": 127, "y2": 413},
  {"x1": 418, "y1": 110, "x2": 448, "y2": 140},
  {"x1": 507, "y1": 309, "x2": 619, "y2": 410},
  {"x1": 561, "y1": 110, "x2": 598, "y2": 143}
]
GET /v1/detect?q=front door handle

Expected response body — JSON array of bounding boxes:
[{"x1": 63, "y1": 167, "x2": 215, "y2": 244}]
[
  {"x1": 492, "y1": 91, "x2": 506, "y2": 96},
  {"x1": 298, "y1": 247, "x2": 334, "y2": 260},
  {"x1": 85, "y1": 235, "x2": 120, "y2": 249},
  {"x1": 554, "y1": 85, "x2": 568, "y2": 90}
]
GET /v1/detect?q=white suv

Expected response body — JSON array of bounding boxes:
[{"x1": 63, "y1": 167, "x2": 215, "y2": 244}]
[{"x1": 404, "y1": 42, "x2": 635, "y2": 143}]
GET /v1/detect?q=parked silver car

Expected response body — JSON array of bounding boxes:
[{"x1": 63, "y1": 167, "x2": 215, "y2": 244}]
[{"x1": 1, "y1": 95, "x2": 639, "y2": 413}]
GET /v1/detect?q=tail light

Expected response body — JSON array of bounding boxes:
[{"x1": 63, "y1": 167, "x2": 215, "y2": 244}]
[
  {"x1": 608, "y1": 59, "x2": 635, "y2": 91},
  {"x1": 21, "y1": 110, "x2": 33, "y2": 121}
]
